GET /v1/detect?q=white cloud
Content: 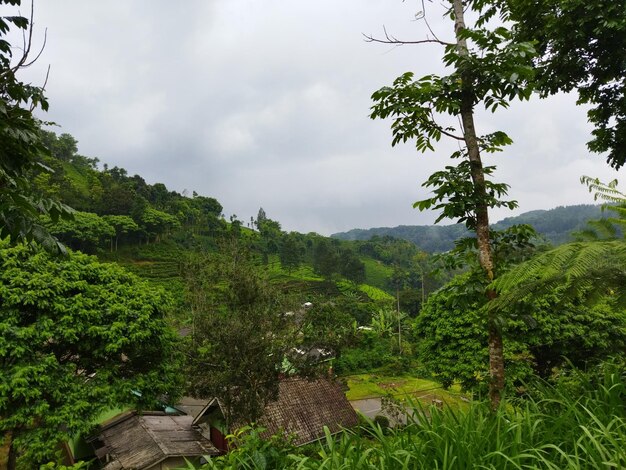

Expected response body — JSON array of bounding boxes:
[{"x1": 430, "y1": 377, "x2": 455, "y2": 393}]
[{"x1": 15, "y1": 0, "x2": 624, "y2": 235}]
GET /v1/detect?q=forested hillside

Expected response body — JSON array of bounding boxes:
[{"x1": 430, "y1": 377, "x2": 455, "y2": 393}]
[
  {"x1": 332, "y1": 204, "x2": 605, "y2": 252},
  {"x1": 2, "y1": 0, "x2": 626, "y2": 468},
  {"x1": 30, "y1": 131, "x2": 445, "y2": 319}
]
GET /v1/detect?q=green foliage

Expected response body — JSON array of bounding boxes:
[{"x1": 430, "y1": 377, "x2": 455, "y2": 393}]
[
  {"x1": 492, "y1": 240, "x2": 626, "y2": 309},
  {"x1": 505, "y1": 0, "x2": 626, "y2": 169},
  {"x1": 417, "y1": 270, "x2": 626, "y2": 391},
  {"x1": 102, "y1": 214, "x2": 140, "y2": 251},
  {"x1": 0, "y1": 241, "x2": 181, "y2": 465},
  {"x1": 278, "y1": 232, "x2": 305, "y2": 273},
  {"x1": 311, "y1": 238, "x2": 365, "y2": 284},
  {"x1": 576, "y1": 176, "x2": 626, "y2": 240},
  {"x1": 335, "y1": 333, "x2": 401, "y2": 375},
  {"x1": 140, "y1": 207, "x2": 180, "y2": 242},
  {"x1": 339, "y1": 248, "x2": 366, "y2": 284},
  {"x1": 46, "y1": 211, "x2": 114, "y2": 253},
  {"x1": 356, "y1": 284, "x2": 394, "y2": 303},
  {"x1": 39, "y1": 462, "x2": 90, "y2": 470},
  {"x1": 370, "y1": 32, "x2": 534, "y2": 151},
  {"x1": 440, "y1": 223, "x2": 539, "y2": 275},
  {"x1": 192, "y1": 360, "x2": 626, "y2": 469},
  {"x1": 0, "y1": 3, "x2": 72, "y2": 252},
  {"x1": 256, "y1": 211, "x2": 282, "y2": 259},
  {"x1": 183, "y1": 242, "x2": 299, "y2": 425},
  {"x1": 413, "y1": 161, "x2": 518, "y2": 231},
  {"x1": 361, "y1": 258, "x2": 393, "y2": 291},
  {"x1": 199, "y1": 425, "x2": 297, "y2": 470},
  {"x1": 299, "y1": 301, "x2": 356, "y2": 361},
  {"x1": 312, "y1": 238, "x2": 338, "y2": 279}
]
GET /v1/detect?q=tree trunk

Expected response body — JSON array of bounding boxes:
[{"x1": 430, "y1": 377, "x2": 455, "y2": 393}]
[
  {"x1": 396, "y1": 288, "x2": 402, "y2": 355},
  {"x1": 452, "y1": 0, "x2": 504, "y2": 410},
  {"x1": 7, "y1": 431, "x2": 17, "y2": 470}
]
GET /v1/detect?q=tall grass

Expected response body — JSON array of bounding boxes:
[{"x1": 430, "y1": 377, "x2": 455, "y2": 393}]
[{"x1": 195, "y1": 361, "x2": 626, "y2": 469}]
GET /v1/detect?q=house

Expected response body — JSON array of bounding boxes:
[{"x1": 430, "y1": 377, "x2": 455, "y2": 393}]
[
  {"x1": 187, "y1": 377, "x2": 359, "y2": 452},
  {"x1": 89, "y1": 411, "x2": 219, "y2": 470}
]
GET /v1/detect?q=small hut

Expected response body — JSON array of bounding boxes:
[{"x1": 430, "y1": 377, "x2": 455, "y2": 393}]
[
  {"x1": 187, "y1": 377, "x2": 359, "y2": 452},
  {"x1": 90, "y1": 411, "x2": 219, "y2": 469}
]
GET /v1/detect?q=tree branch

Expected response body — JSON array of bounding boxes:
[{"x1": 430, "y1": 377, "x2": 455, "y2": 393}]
[{"x1": 363, "y1": 25, "x2": 452, "y2": 46}]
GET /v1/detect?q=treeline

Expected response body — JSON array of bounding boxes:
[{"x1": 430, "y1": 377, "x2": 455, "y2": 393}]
[
  {"x1": 34, "y1": 131, "x2": 224, "y2": 252},
  {"x1": 34, "y1": 132, "x2": 373, "y2": 288}
]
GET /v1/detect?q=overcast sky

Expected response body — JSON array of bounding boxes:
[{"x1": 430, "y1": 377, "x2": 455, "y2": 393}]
[{"x1": 13, "y1": 1, "x2": 622, "y2": 235}]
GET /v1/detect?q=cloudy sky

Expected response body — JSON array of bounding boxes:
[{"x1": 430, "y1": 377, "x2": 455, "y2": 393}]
[{"x1": 13, "y1": 1, "x2": 622, "y2": 235}]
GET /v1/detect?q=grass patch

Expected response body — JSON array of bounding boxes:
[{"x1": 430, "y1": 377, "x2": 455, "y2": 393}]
[
  {"x1": 362, "y1": 258, "x2": 393, "y2": 290},
  {"x1": 358, "y1": 284, "x2": 394, "y2": 302},
  {"x1": 344, "y1": 372, "x2": 463, "y2": 405}
]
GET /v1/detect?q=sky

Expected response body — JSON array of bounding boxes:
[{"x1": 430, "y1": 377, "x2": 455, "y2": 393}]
[{"x1": 11, "y1": 0, "x2": 622, "y2": 235}]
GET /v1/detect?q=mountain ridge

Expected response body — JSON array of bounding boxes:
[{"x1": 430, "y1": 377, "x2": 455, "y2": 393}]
[{"x1": 331, "y1": 204, "x2": 604, "y2": 252}]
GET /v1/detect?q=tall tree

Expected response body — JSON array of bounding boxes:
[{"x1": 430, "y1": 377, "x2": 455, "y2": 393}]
[
  {"x1": 183, "y1": 242, "x2": 298, "y2": 426},
  {"x1": 312, "y1": 238, "x2": 339, "y2": 280},
  {"x1": 370, "y1": 0, "x2": 535, "y2": 407},
  {"x1": 47, "y1": 211, "x2": 114, "y2": 253},
  {"x1": 102, "y1": 214, "x2": 140, "y2": 251},
  {"x1": 279, "y1": 232, "x2": 305, "y2": 273},
  {"x1": 0, "y1": 242, "x2": 181, "y2": 468},
  {"x1": 0, "y1": 1, "x2": 72, "y2": 252},
  {"x1": 339, "y1": 248, "x2": 366, "y2": 285},
  {"x1": 255, "y1": 207, "x2": 267, "y2": 230},
  {"x1": 503, "y1": 0, "x2": 626, "y2": 169}
]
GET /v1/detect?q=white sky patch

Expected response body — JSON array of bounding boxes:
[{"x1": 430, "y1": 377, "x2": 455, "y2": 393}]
[{"x1": 14, "y1": 0, "x2": 624, "y2": 235}]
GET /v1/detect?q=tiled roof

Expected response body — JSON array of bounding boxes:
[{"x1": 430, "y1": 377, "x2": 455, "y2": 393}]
[{"x1": 256, "y1": 378, "x2": 358, "y2": 446}]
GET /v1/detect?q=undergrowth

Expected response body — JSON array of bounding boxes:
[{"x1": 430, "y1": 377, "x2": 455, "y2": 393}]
[{"x1": 193, "y1": 360, "x2": 626, "y2": 469}]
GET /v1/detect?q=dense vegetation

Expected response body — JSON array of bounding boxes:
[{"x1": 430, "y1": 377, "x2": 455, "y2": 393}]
[
  {"x1": 195, "y1": 360, "x2": 626, "y2": 469},
  {"x1": 1, "y1": 0, "x2": 625, "y2": 468}
]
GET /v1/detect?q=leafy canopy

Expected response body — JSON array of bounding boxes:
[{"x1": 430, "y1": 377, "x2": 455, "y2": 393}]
[
  {"x1": 0, "y1": 1, "x2": 73, "y2": 252},
  {"x1": 0, "y1": 241, "x2": 182, "y2": 465},
  {"x1": 504, "y1": 0, "x2": 626, "y2": 169}
]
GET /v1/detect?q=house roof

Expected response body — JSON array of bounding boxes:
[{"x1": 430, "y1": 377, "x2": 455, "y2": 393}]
[
  {"x1": 176, "y1": 396, "x2": 212, "y2": 420},
  {"x1": 192, "y1": 378, "x2": 358, "y2": 447},
  {"x1": 256, "y1": 378, "x2": 358, "y2": 446},
  {"x1": 96, "y1": 411, "x2": 219, "y2": 469}
]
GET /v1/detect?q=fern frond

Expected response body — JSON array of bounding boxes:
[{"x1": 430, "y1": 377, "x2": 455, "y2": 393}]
[
  {"x1": 490, "y1": 241, "x2": 626, "y2": 309},
  {"x1": 580, "y1": 176, "x2": 625, "y2": 204}
]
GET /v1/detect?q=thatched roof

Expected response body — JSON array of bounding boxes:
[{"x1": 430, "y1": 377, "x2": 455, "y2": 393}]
[{"x1": 96, "y1": 411, "x2": 218, "y2": 469}]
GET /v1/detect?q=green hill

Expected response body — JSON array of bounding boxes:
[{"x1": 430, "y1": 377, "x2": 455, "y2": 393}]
[
  {"x1": 37, "y1": 131, "x2": 409, "y2": 326},
  {"x1": 331, "y1": 204, "x2": 605, "y2": 252}
]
